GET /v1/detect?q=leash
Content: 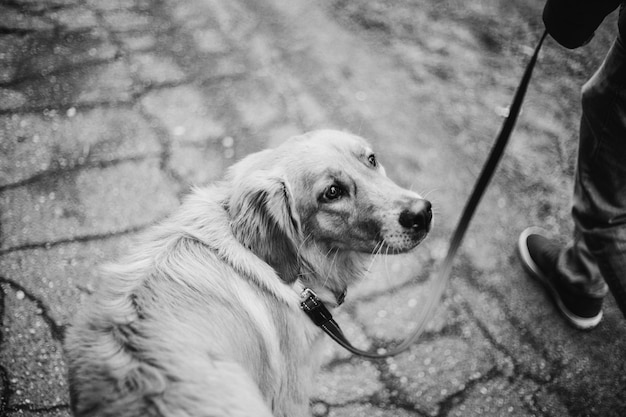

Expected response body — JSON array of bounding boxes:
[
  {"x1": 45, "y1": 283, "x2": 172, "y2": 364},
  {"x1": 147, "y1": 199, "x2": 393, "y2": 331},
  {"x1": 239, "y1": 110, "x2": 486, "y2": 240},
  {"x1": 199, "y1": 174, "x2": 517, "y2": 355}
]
[{"x1": 301, "y1": 29, "x2": 549, "y2": 359}]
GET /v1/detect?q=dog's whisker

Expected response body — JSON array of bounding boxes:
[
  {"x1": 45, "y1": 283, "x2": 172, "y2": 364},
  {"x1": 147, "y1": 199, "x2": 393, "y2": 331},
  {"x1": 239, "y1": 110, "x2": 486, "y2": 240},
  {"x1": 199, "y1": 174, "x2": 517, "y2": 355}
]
[
  {"x1": 369, "y1": 240, "x2": 382, "y2": 259},
  {"x1": 296, "y1": 233, "x2": 312, "y2": 258},
  {"x1": 297, "y1": 234, "x2": 308, "y2": 251},
  {"x1": 321, "y1": 248, "x2": 339, "y2": 290},
  {"x1": 383, "y1": 242, "x2": 393, "y2": 286},
  {"x1": 356, "y1": 119, "x2": 364, "y2": 137},
  {"x1": 366, "y1": 241, "x2": 385, "y2": 273},
  {"x1": 422, "y1": 188, "x2": 440, "y2": 200}
]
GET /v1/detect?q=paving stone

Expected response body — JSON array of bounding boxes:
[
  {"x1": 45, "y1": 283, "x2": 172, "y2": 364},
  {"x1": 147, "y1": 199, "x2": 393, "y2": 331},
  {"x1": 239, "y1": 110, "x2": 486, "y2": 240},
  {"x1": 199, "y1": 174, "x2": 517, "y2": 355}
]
[
  {"x1": 231, "y1": 78, "x2": 288, "y2": 133},
  {"x1": 130, "y1": 52, "x2": 187, "y2": 85},
  {"x1": 281, "y1": 83, "x2": 331, "y2": 129},
  {"x1": 389, "y1": 335, "x2": 497, "y2": 416},
  {"x1": 0, "y1": 61, "x2": 135, "y2": 111},
  {"x1": 9, "y1": 0, "x2": 78, "y2": 11},
  {"x1": 161, "y1": 76, "x2": 289, "y2": 144},
  {"x1": 142, "y1": 5, "x2": 247, "y2": 78},
  {"x1": 0, "y1": 29, "x2": 117, "y2": 82},
  {"x1": 451, "y1": 278, "x2": 554, "y2": 382},
  {"x1": 0, "y1": 88, "x2": 28, "y2": 110},
  {"x1": 191, "y1": 28, "x2": 231, "y2": 54},
  {"x1": 0, "y1": 6, "x2": 55, "y2": 32},
  {"x1": 120, "y1": 33, "x2": 158, "y2": 51},
  {"x1": 447, "y1": 377, "x2": 539, "y2": 417},
  {"x1": 532, "y1": 387, "x2": 571, "y2": 417},
  {"x1": 222, "y1": 34, "x2": 328, "y2": 133},
  {"x1": 101, "y1": 9, "x2": 158, "y2": 32},
  {"x1": 168, "y1": 142, "x2": 228, "y2": 187},
  {"x1": 49, "y1": 6, "x2": 99, "y2": 31},
  {"x1": 74, "y1": 61, "x2": 136, "y2": 104},
  {"x1": 0, "y1": 108, "x2": 162, "y2": 187},
  {"x1": 184, "y1": 0, "x2": 257, "y2": 44},
  {"x1": 141, "y1": 84, "x2": 227, "y2": 143},
  {"x1": 313, "y1": 360, "x2": 383, "y2": 405},
  {"x1": 327, "y1": 403, "x2": 417, "y2": 417},
  {"x1": 0, "y1": 235, "x2": 135, "y2": 325},
  {"x1": 0, "y1": 158, "x2": 179, "y2": 250},
  {"x1": 0, "y1": 34, "x2": 29, "y2": 83},
  {"x1": 0, "y1": 284, "x2": 69, "y2": 409},
  {"x1": 167, "y1": 0, "x2": 218, "y2": 32},
  {"x1": 191, "y1": 54, "x2": 249, "y2": 82},
  {"x1": 7, "y1": 409, "x2": 71, "y2": 417},
  {"x1": 311, "y1": 402, "x2": 330, "y2": 417},
  {"x1": 548, "y1": 357, "x2": 626, "y2": 417},
  {"x1": 263, "y1": 123, "x2": 304, "y2": 148},
  {"x1": 353, "y1": 281, "x2": 456, "y2": 340},
  {"x1": 84, "y1": 0, "x2": 138, "y2": 11}
]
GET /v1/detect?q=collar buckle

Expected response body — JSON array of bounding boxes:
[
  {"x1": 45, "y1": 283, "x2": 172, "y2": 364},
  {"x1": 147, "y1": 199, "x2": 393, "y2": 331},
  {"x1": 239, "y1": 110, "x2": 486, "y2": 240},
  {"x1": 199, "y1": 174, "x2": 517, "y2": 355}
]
[{"x1": 300, "y1": 288, "x2": 334, "y2": 327}]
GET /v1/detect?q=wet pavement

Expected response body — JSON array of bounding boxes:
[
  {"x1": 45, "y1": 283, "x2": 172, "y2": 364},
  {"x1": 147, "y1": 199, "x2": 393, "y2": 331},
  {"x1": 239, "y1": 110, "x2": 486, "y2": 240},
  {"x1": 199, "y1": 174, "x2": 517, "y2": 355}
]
[{"x1": 1, "y1": 0, "x2": 626, "y2": 416}]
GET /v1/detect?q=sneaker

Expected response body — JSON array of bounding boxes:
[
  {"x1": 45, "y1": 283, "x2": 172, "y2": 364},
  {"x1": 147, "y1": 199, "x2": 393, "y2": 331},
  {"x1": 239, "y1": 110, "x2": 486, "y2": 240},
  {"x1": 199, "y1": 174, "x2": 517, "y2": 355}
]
[{"x1": 518, "y1": 227, "x2": 603, "y2": 330}]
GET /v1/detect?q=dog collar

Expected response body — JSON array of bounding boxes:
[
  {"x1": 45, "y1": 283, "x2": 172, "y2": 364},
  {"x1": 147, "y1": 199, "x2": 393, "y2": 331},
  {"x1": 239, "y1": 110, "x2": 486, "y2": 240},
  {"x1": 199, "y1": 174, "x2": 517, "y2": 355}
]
[
  {"x1": 293, "y1": 279, "x2": 346, "y2": 307},
  {"x1": 300, "y1": 288, "x2": 335, "y2": 327}
]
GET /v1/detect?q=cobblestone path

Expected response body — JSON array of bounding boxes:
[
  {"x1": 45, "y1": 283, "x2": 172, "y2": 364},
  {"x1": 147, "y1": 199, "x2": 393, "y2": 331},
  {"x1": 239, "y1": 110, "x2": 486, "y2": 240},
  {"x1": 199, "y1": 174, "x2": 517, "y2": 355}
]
[{"x1": 1, "y1": 1, "x2": 625, "y2": 416}]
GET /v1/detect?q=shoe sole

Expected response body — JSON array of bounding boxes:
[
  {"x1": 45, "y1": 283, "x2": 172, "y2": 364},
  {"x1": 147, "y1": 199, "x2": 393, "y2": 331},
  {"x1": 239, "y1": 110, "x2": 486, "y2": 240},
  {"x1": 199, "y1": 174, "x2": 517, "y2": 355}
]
[{"x1": 518, "y1": 227, "x2": 602, "y2": 330}]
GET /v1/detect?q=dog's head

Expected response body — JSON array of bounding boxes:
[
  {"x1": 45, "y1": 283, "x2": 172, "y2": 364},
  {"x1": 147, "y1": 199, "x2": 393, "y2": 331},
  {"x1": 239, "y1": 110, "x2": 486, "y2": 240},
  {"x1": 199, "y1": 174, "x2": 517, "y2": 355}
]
[{"x1": 227, "y1": 130, "x2": 432, "y2": 291}]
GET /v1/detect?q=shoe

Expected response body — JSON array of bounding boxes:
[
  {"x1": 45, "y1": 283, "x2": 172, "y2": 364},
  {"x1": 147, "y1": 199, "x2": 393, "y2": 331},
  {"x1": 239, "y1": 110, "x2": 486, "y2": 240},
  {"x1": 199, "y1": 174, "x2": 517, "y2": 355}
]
[{"x1": 518, "y1": 227, "x2": 603, "y2": 330}]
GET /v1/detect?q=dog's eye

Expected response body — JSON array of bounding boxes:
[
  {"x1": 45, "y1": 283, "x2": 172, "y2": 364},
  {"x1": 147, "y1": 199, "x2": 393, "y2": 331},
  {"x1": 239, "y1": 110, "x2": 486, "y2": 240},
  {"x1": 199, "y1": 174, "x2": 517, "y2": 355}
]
[
  {"x1": 368, "y1": 154, "x2": 377, "y2": 167},
  {"x1": 324, "y1": 185, "x2": 343, "y2": 200}
]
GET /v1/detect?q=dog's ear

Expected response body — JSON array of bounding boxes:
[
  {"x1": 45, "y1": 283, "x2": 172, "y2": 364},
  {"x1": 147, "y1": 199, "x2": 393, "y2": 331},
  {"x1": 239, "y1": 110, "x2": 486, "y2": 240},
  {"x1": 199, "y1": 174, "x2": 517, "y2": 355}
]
[{"x1": 228, "y1": 172, "x2": 301, "y2": 283}]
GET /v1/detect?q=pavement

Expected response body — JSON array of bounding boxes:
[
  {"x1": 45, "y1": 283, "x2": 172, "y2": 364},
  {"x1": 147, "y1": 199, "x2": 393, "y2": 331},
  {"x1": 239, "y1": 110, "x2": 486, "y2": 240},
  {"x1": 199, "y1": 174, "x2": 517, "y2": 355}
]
[{"x1": 1, "y1": 0, "x2": 626, "y2": 416}]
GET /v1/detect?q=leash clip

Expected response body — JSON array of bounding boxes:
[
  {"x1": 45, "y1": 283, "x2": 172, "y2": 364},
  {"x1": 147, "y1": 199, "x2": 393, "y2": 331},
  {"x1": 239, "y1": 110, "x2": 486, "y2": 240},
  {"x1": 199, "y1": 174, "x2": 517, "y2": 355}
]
[{"x1": 300, "y1": 288, "x2": 334, "y2": 327}]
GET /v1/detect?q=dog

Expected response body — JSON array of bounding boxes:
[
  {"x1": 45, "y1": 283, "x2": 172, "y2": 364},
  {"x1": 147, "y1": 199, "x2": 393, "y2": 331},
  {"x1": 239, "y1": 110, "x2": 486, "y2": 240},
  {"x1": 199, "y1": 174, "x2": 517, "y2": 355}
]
[{"x1": 64, "y1": 129, "x2": 433, "y2": 417}]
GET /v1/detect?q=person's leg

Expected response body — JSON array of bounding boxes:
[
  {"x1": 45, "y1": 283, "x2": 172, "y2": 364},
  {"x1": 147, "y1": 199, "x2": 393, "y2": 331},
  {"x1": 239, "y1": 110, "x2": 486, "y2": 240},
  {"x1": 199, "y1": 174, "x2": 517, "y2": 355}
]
[
  {"x1": 519, "y1": 36, "x2": 626, "y2": 329},
  {"x1": 571, "y1": 36, "x2": 626, "y2": 318}
]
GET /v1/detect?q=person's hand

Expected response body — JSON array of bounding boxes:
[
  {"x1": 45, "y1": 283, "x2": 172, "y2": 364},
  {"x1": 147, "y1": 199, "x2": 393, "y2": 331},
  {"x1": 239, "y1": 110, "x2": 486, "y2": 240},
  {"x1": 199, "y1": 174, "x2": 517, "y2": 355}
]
[{"x1": 543, "y1": 0, "x2": 621, "y2": 49}]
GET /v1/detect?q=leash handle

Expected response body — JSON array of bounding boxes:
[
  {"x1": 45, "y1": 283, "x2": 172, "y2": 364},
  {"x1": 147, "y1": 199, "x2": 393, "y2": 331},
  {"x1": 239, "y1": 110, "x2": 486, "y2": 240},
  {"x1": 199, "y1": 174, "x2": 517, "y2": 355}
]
[{"x1": 303, "y1": 29, "x2": 549, "y2": 359}]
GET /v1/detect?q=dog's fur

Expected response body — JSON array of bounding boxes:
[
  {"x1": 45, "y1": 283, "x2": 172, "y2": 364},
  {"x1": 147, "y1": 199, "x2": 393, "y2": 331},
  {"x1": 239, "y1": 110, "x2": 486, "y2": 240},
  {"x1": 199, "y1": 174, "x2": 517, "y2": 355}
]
[{"x1": 64, "y1": 130, "x2": 432, "y2": 417}]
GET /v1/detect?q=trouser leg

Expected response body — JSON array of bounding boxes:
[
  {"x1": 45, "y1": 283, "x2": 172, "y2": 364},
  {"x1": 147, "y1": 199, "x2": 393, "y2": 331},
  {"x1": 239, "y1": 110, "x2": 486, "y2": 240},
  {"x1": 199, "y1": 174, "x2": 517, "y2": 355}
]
[{"x1": 559, "y1": 37, "x2": 626, "y2": 317}]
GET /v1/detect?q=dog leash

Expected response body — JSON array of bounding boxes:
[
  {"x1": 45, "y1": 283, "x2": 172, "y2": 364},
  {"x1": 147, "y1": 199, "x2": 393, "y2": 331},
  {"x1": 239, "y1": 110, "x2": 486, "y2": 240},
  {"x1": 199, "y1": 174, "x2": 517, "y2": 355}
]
[{"x1": 301, "y1": 29, "x2": 549, "y2": 359}]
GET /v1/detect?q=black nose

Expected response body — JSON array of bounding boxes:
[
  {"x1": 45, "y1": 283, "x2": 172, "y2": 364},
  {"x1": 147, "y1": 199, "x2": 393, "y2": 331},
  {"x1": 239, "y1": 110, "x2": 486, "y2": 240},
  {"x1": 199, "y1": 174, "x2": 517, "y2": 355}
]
[{"x1": 398, "y1": 199, "x2": 432, "y2": 230}]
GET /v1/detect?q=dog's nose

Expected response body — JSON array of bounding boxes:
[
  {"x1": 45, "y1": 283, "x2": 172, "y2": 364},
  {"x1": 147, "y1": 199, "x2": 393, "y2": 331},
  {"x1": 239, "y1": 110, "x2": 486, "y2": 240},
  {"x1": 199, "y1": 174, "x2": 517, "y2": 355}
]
[{"x1": 398, "y1": 199, "x2": 432, "y2": 230}]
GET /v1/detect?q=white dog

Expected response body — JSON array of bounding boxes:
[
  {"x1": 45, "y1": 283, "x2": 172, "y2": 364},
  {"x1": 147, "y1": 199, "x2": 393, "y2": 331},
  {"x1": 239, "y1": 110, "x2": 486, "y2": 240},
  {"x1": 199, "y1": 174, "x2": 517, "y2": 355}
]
[{"x1": 64, "y1": 130, "x2": 432, "y2": 417}]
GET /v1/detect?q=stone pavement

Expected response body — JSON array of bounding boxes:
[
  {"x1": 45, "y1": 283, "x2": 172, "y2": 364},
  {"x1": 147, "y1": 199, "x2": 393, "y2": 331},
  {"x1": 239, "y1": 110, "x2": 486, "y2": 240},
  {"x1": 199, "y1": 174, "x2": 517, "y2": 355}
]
[{"x1": 1, "y1": 0, "x2": 626, "y2": 416}]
